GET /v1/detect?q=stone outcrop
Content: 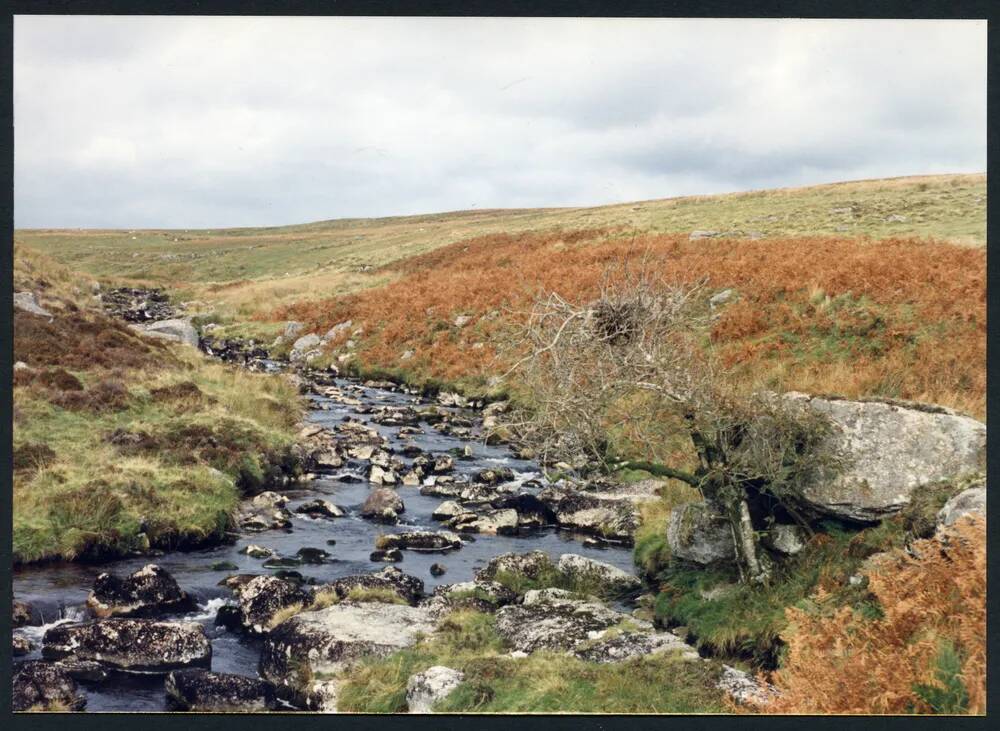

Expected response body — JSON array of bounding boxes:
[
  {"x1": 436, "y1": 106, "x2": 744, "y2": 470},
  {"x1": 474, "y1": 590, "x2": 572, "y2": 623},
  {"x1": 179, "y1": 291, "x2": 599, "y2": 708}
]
[
  {"x1": 42, "y1": 619, "x2": 212, "y2": 673},
  {"x1": 86, "y1": 564, "x2": 193, "y2": 618},
  {"x1": 324, "y1": 566, "x2": 425, "y2": 605},
  {"x1": 494, "y1": 595, "x2": 635, "y2": 653},
  {"x1": 165, "y1": 669, "x2": 278, "y2": 711},
  {"x1": 14, "y1": 291, "x2": 53, "y2": 318},
  {"x1": 260, "y1": 602, "x2": 437, "y2": 685},
  {"x1": 556, "y1": 554, "x2": 642, "y2": 596},
  {"x1": 937, "y1": 483, "x2": 986, "y2": 530},
  {"x1": 786, "y1": 394, "x2": 987, "y2": 522}
]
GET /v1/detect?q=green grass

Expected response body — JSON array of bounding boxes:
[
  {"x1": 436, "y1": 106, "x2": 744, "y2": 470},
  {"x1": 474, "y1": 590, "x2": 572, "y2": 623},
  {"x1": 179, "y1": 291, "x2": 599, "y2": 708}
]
[
  {"x1": 13, "y1": 349, "x2": 303, "y2": 563},
  {"x1": 335, "y1": 610, "x2": 726, "y2": 713}
]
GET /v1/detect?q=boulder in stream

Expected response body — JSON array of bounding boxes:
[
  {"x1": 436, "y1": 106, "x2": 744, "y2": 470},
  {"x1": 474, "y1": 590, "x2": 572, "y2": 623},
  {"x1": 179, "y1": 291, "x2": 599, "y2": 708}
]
[
  {"x1": 86, "y1": 564, "x2": 194, "y2": 618},
  {"x1": 230, "y1": 575, "x2": 313, "y2": 634},
  {"x1": 42, "y1": 618, "x2": 212, "y2": 673},
  {"x1": 13, "y1": 661, "x2": 87, "y2": 711},
  {"x1": 360, "y1": 488, "x2": 405, "y2": 523},
  {"x1": 165, "y1": 669, "x2": 278, "y2": 712},
  {"x1": 376, "y1": 530, "x2": 462, "y2": 553}
]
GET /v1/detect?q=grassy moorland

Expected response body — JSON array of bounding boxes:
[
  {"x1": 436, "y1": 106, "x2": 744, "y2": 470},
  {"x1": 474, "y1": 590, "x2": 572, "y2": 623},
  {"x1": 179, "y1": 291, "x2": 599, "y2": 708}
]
[
  {"x1": 15, "y1": 173, "x2": 985, "y2": 326},
  {"x1": 12, "y1": 247, "x2": 304, "y2": 563}
]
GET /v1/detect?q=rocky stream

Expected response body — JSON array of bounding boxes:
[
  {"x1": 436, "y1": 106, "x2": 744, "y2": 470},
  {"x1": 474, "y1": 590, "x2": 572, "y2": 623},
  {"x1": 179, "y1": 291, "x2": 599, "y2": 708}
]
[{"x1": 12, "y1": 357, "x2": 683, "y2": 712}]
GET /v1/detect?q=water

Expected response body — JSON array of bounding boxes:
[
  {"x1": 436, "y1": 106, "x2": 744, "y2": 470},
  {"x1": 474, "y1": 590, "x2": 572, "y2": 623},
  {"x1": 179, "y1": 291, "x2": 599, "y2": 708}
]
[{"x1": 13, "y1": 377, "x2": 638, "y2": 711}]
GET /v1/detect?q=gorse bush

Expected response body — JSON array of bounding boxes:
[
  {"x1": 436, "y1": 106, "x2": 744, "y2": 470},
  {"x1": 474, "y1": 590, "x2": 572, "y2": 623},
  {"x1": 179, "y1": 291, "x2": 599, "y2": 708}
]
[{"x1": 758, "y1": 515, "x2": 986, "y2": 715}]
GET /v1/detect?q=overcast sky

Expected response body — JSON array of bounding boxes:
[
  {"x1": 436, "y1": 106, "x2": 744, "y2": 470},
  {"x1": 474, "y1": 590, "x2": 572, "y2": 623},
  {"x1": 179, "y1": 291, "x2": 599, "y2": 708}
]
[{"x1": 14, "y1": 16, "x2": 987, "y2": 229}]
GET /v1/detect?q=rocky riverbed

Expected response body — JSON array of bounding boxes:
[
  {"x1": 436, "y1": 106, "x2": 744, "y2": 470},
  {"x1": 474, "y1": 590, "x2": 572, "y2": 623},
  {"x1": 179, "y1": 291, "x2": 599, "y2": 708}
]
[{"x1": 12, "y1": 370, "x2": 677, "y2": 712}]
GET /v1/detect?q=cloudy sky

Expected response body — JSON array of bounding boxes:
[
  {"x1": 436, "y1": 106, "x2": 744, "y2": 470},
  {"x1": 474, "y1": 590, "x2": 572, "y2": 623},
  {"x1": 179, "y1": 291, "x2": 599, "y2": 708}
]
[{"x1": 14, "y1": 16, "x2": 987, "y2": 229}]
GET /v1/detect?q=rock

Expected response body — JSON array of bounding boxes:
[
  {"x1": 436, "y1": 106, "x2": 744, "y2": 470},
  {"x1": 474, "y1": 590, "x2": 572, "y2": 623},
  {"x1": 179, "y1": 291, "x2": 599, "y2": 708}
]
[
  {"x1": 86, "y1": 564, "x2": 194, "y2": 618},
  {"x1": 231, "y1": 575, "x2": 313, "y2": 634},
  {"x1": 763, "y1": 524, "x2": 807, "y2": 556},
  {"x1": 430, "y1": 563, "x2": 447, "y2": 577},
  {"x1": 885, "y1": 213, "x2": 908, "y2": 223},
  {"x1": 211, "y1": 561, "x2": 239, "y2": 571},
  {"x1": 406, "y1": 665, "x2": 465, "y2": 712},
  {"x1": 321, "y1": 320, "x2": 352, "y2": 342},
  {"x1": 241, "y1": 544, "x2": 274, "y2": 559},
  {"x1": 689, "y1": 230, "x2": 721, "y2": 240},
  {"x1": 474, "y1": 466, "x2": 515, "y2": 485},
  {"x1": 360, "y1": 488, "x2": 405, "y2": 523},
  {"x1": 401, "y1": 469, "x2": 422, "y2": 486},
  {"x1": 475, "y1": 550, "x2": 555, "y2": 583},
  {"x1": 295, "y1": 499, "x2": 345, "y2": 519},
  {"x1": 541, "y1": 488, "x2": 639, "y2": 542},
  {"x1": 13, "y1": 633, "x2": 32, "y2": 655},
  {"x1": 433, "y1": 455, "x2": 455, "y2": 473},
  {"x1": 490, "y1": 493, "x2": 557, "y2": 528},
  {"x1": 252, "y1": 491, "x2": 290, "y2": 509},
  {"x1": 139, "y1": 318, "x2": 199, "y2": 347},
  {"x1": 42, "y1": 619, "x2": 212, "y2": 673},
  {"x1": 314, "y1": 450, "x2": 343, "y2": 469},
  {"x1": 937, "y1": 484, "x2": 986, "y2": 530},
  {"x1": 452, "y1": 508, "x2": 519, "y2": 535},
  {"x1": 786, "y1": 394, "x2": 987, "y2": 521},
  {"x1": 305, "y1": 679, "x2": 340, "y2": 712},
  {"x1": 260, "y1": 602, "x2": 437, "y2": 684},
  {"x1": 14, "y1": 291, "x2": 53, "y2": 318},
  {"x1": 325, "y1": 566, "x2": 425, "y2": 605},
  {"x1": 14, "y1": 599, "x2": 33, "y2": 627},
  {"x1": 494, "y1": 597, "x2": 631, "y2": 653},
  {"x1": 400, "y1": 350, "x2": 415, "y2": 361},
  {"x1": 522, "y1": 587, "x2": 596, "y2": 605},
  {"x1": 238, "y1": 494, "x2": 293, "y2": 533},
  {"x1": 13, "y1": 661, "x2": 86, "y2": 711},
  {"x1": 290, "y1": 333, "x2": 322, "y2": 361},
  {"x1": 429, "y1": 581, "x2": 519, "y2": 614},
  {"x1": 573, "y1": 630, "x2": 692, "y2": 664},
  {"x1": 556, "y1": 554, "x2": 642, "y2": 596},
  {"x1": 377, "y1": 531, "x2": 462, "y2": 553},
  {"x1": 667, "y1": 502, "x2": 736, "y2": 565},
  {"x1": 283, "y1": 321, "x2": 305, "y2": 340},
  {"x1": 296, "y1": 547, "x2": 330, "y2": 564},
  {"x1": 370, "y1": 548, "x2": 404, "y2": 563},
  {"x1": 717, "y1": 664, "x2": 780, "y2": 708},
  {"x1": 165, "y1": 669, "x2": 277, "y2": 711},
  {"x1": 432, "y1": 500, "x2": 466, "y2": 521},
  {"x1": 709, "y1": 288, "x2": 738, "y2": 308},
  {"x1": 369, "y1": 464, "x2": 398, "y2": 486}
]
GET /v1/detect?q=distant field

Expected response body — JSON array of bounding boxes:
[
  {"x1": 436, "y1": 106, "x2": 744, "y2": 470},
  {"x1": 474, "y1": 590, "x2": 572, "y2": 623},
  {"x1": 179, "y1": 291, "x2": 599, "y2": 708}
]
[{"x1": 15, "y1": 173, "x2": 986, "y2": 321}]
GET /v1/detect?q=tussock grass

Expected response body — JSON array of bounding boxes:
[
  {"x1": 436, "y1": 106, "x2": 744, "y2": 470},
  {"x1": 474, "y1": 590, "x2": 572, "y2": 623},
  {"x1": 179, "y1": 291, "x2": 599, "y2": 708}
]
[{"x1": 336, "y1": 610, "x2": 726, "y2": 713}]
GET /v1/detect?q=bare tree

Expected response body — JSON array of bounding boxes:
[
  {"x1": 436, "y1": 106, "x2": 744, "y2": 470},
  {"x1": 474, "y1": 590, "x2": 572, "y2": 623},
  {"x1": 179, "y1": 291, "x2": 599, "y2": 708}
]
[{"x1": 499, "y1": 257, "x2": 835, "y2": 584}]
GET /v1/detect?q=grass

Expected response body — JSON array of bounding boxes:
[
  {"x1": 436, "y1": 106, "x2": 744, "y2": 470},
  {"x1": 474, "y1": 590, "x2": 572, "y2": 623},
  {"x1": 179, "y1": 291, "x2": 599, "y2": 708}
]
[
  {"x1": 647, "y1": 480, "x2": 972, "y2": 669},
  {"x1": 12, "y1": 247, "x2": 304, "y2": 563},
  {"x1": 335, "y1": 610, "x2": 726, "y2": 713}
]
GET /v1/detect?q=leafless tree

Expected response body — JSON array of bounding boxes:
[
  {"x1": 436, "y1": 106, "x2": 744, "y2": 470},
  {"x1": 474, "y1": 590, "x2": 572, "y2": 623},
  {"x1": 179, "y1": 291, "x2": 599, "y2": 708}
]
[{"x1": 499, "y1": 257, "x2": 836, "y2": 584}]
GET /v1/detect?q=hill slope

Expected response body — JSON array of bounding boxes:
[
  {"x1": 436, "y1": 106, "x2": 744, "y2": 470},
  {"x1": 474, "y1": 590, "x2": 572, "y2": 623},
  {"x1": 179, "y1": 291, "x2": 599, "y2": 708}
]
[{"x1": 15, "y1": 173, "x2": 986, "y2": 319}]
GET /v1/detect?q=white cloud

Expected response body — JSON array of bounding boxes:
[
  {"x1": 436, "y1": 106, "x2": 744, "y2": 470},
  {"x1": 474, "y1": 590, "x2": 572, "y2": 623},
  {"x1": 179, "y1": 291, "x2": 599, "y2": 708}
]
[{"x1": 14, "y1": 16, "x2": 987, "y2": 228}]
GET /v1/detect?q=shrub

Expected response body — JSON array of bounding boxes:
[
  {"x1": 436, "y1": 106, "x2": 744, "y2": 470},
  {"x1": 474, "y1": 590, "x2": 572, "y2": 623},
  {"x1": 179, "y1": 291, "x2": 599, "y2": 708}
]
[{"x1": 759, "y1": 515, "x2": 985, "y2": 714}]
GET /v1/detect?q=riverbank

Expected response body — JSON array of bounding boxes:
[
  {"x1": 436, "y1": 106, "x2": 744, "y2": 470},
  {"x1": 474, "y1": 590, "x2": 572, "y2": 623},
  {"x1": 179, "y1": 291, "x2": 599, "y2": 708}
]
[{"x1": 12, "y1": 248, "x2": 306, "y2": 564}]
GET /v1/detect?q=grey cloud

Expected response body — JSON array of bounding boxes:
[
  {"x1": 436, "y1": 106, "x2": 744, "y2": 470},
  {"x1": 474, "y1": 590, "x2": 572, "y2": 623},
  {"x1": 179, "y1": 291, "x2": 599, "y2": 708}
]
[{"x1": 14, "y1": 17, "x2": 986, "y2": 228}]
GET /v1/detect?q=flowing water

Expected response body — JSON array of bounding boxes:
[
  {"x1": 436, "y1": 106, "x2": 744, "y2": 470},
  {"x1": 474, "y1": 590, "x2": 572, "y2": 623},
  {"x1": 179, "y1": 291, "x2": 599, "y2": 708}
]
[{"x1": 13, "y1": 376, "x2": 638, "y2": 712}]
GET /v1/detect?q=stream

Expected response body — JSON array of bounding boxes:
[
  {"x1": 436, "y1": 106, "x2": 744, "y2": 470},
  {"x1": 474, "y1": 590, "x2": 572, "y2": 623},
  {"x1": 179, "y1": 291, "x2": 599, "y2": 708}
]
[{"x1": 12, "y1": 374, "x2": 638, "y2": 712}]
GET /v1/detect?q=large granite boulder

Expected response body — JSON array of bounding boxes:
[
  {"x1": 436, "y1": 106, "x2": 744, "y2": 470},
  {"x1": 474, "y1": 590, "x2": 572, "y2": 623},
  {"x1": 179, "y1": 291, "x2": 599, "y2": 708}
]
[
  {"x1": 259, "y1": 602, "x2": 437, "y2": 685},
  {"x1": 360, "y1": 488, "x2": 405, "y2": 524},
  {"x1": 786, "y1": 394, "x2": 986, "y2": 522},
  {"x1": 12, "y1": 661, "x2": 86, "y2": 711},
  {"x1": 42, "y1": 619, "x2": 211, "y2": 673},
  {"x1": 86, "y1": 564, "x2": 193, "y2": 618},
  {"x1": 667, "y1": 502, "x2": 736, "y2": 566},
  {"x1": 165, "y1": 669, "x2": 278, "y2": 711}
]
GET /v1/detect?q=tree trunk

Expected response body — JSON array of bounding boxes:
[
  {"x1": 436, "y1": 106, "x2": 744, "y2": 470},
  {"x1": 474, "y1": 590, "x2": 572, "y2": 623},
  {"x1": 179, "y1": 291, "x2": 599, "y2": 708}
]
[{"x1": 728, "y1": 498, "x2": 771, "y2": 585}]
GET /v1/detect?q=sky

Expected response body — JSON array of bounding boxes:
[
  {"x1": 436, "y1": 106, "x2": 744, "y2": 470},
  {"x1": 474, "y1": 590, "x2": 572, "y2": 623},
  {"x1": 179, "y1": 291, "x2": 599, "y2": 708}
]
[{"x1": 14, "y1": 16, "x2": 987, "y2": 229}]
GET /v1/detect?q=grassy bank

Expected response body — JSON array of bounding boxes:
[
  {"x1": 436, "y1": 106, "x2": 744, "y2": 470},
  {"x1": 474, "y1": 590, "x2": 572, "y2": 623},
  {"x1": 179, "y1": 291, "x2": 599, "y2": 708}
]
[{"x1": 13, "y1": 248, "x2": 304, "y2": 563}]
